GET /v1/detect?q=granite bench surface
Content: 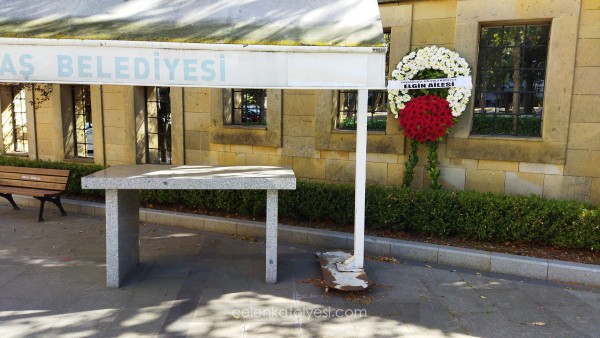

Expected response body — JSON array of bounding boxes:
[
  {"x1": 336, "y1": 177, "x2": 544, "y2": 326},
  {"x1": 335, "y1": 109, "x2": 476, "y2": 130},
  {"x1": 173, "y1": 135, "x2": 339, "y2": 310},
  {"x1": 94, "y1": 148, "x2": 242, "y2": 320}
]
[{"x1": 81, "y1": 165, "x2": 297, "y2": 190}]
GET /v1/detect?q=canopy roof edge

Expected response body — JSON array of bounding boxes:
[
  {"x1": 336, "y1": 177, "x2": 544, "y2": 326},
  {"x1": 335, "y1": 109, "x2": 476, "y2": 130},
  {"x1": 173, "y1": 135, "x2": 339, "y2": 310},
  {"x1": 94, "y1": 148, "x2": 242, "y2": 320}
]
[
  {"x1": 0, "y1": 0, "x2": 385, "y2": 48},
  {"x1": 0, "y1": 37, "x2": 387, "y2": 55},
  {"x1": 0, "y1": 0, "x2": 386, "y2": 89}
]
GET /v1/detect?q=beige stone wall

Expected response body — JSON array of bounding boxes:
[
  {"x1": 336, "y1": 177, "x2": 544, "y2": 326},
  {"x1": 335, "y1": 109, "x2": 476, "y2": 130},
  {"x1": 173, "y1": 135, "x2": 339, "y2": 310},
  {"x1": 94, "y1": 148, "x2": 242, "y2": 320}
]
[
  {"x1": 101, "y1": 85, "x2": 136, "y2": 166},
  {"x1": 410, "y1": 0, "x2": 456, "y2": 50},
  {"x1": 34, "y1": 84, "x2": 59, "y2": 161},
  {"x1": 407, "y1": 0, "x2": 597, "y2": 202},
  {"x1": 568, "y1": 0, "x2": 600, "y2": 202},
  {"x1": 183, "y1": 87, "x2": 214, "y2": 164},
  {"x1": 4, "y1": 0, "x2": 599, "y2": 203},
  {"x1": 99, "y1": 0, "x2": 600, "y2": 202}
]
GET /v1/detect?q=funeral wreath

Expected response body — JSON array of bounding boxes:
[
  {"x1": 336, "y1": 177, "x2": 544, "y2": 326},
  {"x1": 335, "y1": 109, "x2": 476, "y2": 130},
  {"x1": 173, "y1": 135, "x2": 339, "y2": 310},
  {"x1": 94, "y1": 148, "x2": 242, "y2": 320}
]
[{"x1": 388, "y1": 46, "x2": 472, "y2": 189}]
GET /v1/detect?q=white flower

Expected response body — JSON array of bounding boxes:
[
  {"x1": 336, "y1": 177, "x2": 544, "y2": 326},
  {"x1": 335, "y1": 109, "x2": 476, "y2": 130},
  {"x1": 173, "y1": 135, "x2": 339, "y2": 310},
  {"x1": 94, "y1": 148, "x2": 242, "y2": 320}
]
[{"x1": 388, "y1": 45, "x2": 472, "y2": 118}]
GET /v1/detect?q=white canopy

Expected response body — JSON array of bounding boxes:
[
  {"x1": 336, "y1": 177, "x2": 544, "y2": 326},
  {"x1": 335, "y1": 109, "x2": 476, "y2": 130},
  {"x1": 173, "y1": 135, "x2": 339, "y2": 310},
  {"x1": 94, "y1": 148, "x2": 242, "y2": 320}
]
[
  {"x1": 0, "y1": 0, "x2": 386, "y2": 89},
  {"x1": 0, "y1": 0, "x2": 387, "y2": 271}
]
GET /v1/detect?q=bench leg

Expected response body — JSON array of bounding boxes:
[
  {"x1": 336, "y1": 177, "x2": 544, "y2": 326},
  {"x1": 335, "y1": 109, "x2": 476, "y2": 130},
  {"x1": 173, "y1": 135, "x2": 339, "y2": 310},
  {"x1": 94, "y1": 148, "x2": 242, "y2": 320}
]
[
  {"x1": 35, "y1": 196, "x2": 67, "y2": 222},
  {"x1": 50, "y1": 196, "x2": 67, "y2": 216},
  {"x1": 106, "y1": 189, "x2": 140, "y2": 288},
  {"x1": 37, "y1": 199, "x2": 46, "y2": 222},
  {"x1": 265, "y1": 190, "x2": 278, "y2": 284},
  {"x1": 0, "y1": 193, "x2": 20, "y2": 210}
]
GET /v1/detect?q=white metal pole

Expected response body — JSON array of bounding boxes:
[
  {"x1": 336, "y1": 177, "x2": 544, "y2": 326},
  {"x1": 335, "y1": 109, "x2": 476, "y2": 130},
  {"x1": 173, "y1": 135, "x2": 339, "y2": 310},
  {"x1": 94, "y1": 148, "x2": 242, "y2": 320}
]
[{"x1": 353, "y1": 89, "x2": 368, "y2": 269}]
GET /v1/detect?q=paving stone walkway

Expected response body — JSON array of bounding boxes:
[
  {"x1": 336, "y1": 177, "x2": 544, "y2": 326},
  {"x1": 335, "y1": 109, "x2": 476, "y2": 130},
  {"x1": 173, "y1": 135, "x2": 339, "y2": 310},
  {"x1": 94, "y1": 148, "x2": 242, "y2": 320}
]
[{"x1": 0, "y1": 206, "x2": 599, "y2": 337}]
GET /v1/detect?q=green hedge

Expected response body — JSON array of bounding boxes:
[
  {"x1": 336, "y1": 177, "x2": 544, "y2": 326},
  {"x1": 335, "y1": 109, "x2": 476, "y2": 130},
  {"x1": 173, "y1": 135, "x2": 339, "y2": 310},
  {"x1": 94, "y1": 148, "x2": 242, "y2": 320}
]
[
  {"x1": 340, "y1": 119, "x2": 387, "y2": 131},
  {"x1": 2, "y1": 156, "x2": 599, "y2": 250},
  {"x1": 472, "y1": 114, "x2": 541, "y2": 137},
  {"x1": 285, "y1": 182, "x2": 600, "y2": 249}
]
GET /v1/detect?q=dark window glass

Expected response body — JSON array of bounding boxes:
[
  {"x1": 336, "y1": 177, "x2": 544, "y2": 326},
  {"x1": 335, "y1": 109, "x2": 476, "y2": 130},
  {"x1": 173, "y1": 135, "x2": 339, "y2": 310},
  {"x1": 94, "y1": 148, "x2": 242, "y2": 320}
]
[
  {"x1": 145, "y1": 87, "x2": 171, "y2": 164},
  {"x1": 472, "y1": 24, "x2": 549, "y2": 137},
  {"x1": 337, "y1": 90, "x2": 388, "y2": 131},
  {"x1": 337, "y1": 31, "x2": 390, "y2": 131},
  {"x1": 9, "y1": 85, "x2": 28, "y2": 153},
  {"x1": 231, "y1": 89, "x2": 267, "y2": 126},
  {"x1": 72, "y1": 85, "x2": 93, "y2": 158}
]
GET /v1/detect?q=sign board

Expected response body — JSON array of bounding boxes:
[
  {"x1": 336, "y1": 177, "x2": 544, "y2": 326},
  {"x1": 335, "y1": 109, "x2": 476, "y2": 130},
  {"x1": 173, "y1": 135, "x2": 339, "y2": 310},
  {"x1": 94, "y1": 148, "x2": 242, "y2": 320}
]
[
  {"x1": 388, "y1": 76, "x2": 472, "y2": 90},
  {"x1": 0, "y1": 39, "x2": 385, "y2": 89}
]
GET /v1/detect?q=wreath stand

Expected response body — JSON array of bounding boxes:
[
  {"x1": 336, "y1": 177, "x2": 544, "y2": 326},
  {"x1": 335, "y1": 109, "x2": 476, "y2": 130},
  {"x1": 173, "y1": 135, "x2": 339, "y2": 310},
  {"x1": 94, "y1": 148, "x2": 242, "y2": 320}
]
[
  {"x1": 315, "y1": 47, "x2": 472, "y2": 293},
  {"x1": 316, "y1": 251, "x2": 374, "y2": 292},
  {"x1": 316, "y1": 89, "x2": 375, "y2": 293}
]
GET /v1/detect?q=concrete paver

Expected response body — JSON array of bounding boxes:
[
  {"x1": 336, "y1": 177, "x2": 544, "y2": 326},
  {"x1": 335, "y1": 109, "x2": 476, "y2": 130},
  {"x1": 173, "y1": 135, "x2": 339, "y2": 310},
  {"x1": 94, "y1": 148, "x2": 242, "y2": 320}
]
[{"x1": 0, "y1": 205, "x2": 599, "y2": 337}]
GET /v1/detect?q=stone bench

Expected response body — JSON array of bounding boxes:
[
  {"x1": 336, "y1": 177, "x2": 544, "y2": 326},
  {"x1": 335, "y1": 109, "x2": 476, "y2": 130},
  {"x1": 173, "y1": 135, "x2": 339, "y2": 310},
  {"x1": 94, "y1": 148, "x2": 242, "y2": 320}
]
[{"x1": 82, "y1": 164, "x2": 296, "y2": 288}]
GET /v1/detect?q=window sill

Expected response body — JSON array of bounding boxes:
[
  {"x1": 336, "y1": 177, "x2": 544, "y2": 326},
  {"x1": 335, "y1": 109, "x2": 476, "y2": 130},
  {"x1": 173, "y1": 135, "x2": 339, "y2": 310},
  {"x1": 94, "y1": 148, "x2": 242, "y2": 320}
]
[
  {"x1": 469, "y1": 135, "x2": 543, "y2": 142},
  {"x1": 447, "y1": 137, "x2": 565, "y2": 164},
  {"x1": 64, "y1": 157, "x2": 95, "y2": 164},
  {"x1": 315, "y1": 129, "x2": 403, "y2": 154},
  {"x1": 2, "y1": 152, "x2": 29, "y2": 157},
  {"x1": 210, "y1": 125, "x2": 280, "y2": 147},
  {"x1": 222, "y1": 125, "x2": 267, "y2": 130},
  {"x1": 331, "y1": 129, "x2": 387, "y2": 135}
]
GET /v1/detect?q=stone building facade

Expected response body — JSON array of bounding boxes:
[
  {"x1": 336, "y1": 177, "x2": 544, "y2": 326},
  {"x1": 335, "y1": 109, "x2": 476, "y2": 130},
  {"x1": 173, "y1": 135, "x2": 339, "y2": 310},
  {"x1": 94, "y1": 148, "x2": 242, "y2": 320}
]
[{"x1": 1, "y1": 0, "x2": 599, "y2": 203}]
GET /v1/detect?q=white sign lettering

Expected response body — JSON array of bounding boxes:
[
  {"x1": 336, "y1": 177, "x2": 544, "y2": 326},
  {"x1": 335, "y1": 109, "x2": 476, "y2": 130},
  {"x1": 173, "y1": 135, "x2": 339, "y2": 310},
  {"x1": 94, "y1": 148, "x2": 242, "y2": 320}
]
[{"x1": 20, "y1": 175, "x2": 42, "y2": 181}]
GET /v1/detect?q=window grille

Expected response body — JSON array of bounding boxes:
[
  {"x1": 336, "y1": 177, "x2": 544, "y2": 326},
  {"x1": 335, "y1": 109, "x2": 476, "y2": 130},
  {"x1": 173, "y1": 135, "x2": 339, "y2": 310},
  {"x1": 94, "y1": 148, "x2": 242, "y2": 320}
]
[
  {"x1": 72, "y1": 85, "x2": 93, "y2": 157},
  {"x1": 337, "y1": 90, "x2": 388, "y2": 131},
  {"x1": 145, "y1": 87, "x2": 172, "y2": 164},
  {"x1": 472, "y1": 24, "x2": 549, "y2": 137},
  {"x1": 231, "y1": 89, "x2": 267, "y2": 126},
  {"x1": 337, "y1": 31, "x2": 390, "y2": 131},
  {"x1": 9, "y1": 85, "x2": 28, "y2": 153}
]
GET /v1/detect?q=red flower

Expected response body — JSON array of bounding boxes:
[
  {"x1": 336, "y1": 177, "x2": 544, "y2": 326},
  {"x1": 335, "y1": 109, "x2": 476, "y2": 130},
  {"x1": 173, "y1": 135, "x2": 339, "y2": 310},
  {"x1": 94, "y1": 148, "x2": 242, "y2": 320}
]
[{"x1": 399, "y1": 95, "x2": 454, "y2": 142}]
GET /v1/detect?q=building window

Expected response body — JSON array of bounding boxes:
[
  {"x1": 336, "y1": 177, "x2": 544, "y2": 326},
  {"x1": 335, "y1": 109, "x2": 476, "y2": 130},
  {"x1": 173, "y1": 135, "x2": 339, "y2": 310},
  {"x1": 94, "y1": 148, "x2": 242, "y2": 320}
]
[
  {"x1": 145, "y1": 87, "x2": 171, "y2": 164},
  {"x1": 337, "y1": 31, "x2": 390, "y2": 131},
  {"x1": 472, "y1": 24, "x2": 549, "y2": 137},
  {"x1": 230, "y1": 89, "x2": 267, "y2": 126},
  {"x1": 8, "y1": 85, "x2": 28, "y2": 153},
  {"x1": 72, "y1": 85, "x2": 93, "y2": 158},
  {"x1": 337, "y1": 90, "x2": 388, "y2": 131}
]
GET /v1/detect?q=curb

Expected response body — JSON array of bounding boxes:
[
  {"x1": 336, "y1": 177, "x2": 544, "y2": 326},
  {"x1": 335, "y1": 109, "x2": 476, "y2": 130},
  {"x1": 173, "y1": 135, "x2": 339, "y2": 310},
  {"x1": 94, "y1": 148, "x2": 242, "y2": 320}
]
[{"x1": 6, "y1": 196, "x2": 600, "y2": 287}]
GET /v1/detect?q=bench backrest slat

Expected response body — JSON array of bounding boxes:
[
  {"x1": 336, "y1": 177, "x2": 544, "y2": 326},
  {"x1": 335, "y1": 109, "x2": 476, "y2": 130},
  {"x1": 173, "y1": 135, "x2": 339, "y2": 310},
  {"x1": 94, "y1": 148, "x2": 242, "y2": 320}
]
[
  {"x1": 0, "y1": 166, "x2": 69, "y2": 177},
  {"x1": 0, "y1": 166, "x2": 69, "y2": 192},
  {"x1": 0, "y1": 171, "x2": 69, "y2": 184}
]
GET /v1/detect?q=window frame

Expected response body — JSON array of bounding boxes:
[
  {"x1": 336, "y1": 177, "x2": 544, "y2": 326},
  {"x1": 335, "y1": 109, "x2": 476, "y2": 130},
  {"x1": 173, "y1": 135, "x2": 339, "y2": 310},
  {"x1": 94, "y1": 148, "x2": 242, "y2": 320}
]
[
  {"x1": 210, "y1": 88, "x2": 282, "y2": 148},
  {"x1": 314, "y1": 27, "x2": 403, "y2": 154},
  {"x1": 144, "y1": 86, "x2": 172, "y2": 165},
  {"x1": 230, "y1": 88, "x2": 267, "y2": 126},
  {"x1": 71, "y1": 85, "x2": 93, "y2": 158},
  {"x1": 448, "y1": 2, "x2": 578, "y2": 164},
  {"x1": 8, "y1": 85, "x2": 28, "y2": 154},
  {"x1": 336, "y1": 89, "x2": 389, "y2": 131},
  {"x1": 335, "y1": 29, "x2": 391, "y2": 132},
  {"x1": 471, "y1": 24, "x2": 550, "y2": 138}
]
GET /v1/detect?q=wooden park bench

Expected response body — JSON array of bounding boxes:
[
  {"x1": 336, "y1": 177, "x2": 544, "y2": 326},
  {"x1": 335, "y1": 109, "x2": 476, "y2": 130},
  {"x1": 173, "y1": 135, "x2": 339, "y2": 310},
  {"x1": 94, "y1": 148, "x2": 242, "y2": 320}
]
[{"x1": 0, "y1": 166, "x2": 69, "y2": 222}]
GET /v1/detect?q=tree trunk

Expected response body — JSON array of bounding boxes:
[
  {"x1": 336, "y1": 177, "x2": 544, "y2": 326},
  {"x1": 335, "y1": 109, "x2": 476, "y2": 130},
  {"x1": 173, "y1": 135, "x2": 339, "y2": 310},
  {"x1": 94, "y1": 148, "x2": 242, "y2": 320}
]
[{"x1": 511, "y1": 32, "x2": 521, "y2": 135}]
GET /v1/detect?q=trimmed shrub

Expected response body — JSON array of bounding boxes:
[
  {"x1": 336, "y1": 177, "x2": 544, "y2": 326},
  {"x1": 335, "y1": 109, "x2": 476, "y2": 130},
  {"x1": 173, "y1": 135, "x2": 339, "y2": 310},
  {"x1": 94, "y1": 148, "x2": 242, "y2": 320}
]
[
  {"x1": 2, "y1": 156, "x2": 599, "y2": 250},
  {"x1": 472, "y1": 114, "x2": 541, "y2": 137}
]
